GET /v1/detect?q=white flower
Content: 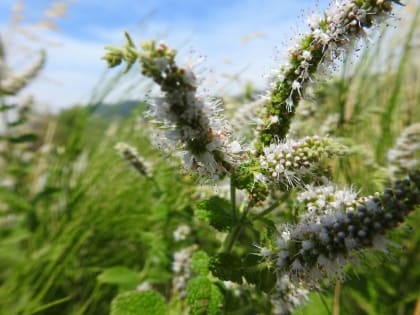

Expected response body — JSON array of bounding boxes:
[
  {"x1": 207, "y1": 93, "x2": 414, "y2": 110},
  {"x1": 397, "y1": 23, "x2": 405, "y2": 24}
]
[
  {"x1": 173, "y1": 224, "x2": 191, "y2": 241},
  {"x1": 312, "y1": 29, "x2": 330, "y2": 46},
  {"x1": 172, "y1": 245, "x2": 197, "y2": 296},
  {"x1": 136, "y1": 282, "x2": 152, "y2": 292},
  {"x1": 115, "y1": 142, "x2": 152, "y2": 177},
  {"x1": 307, "y1": 12, "x2": 322, "y2": 29},
  {"x1": 291, "y1": 80, "x2": 301, "y2": 91},
  {"x1": 271, "y1": 275, "x2": 309, "y2": 315},
  {"x1": 387, "y1": 123, "x2": 420, "y2": 177},
  {"x1": 285, "y1": 95, "x2": 294, "y2": 112},
  {"x1": 270, "y1": 115, "x2": 279, "y2": 125}
]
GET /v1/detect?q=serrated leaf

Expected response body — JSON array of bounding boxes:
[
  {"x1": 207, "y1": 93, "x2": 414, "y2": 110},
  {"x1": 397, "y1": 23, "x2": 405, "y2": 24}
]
[
  {"x1": 190, "y1": 251, "x2": 210, "y2": 276},
  {"x1": 186, "y1": 276, "x2": 223, "y2": 315},
  {"x1": 110, "y1": 290, "x2": 168, "y2": 315},
  {"x1": 187, "y1": 277, "x2": 212, "y2": 315},
  {"x1": 209, "y1": 253, "x2": 243, "y2": 284},
  {"x1": 196, "y1": 196, "x2": 234, "y2": 231},
  {"x1": 208, "y1": 283, "x2": 224, "y2": 315},
  {"x1": 97, "y1": 266, "x2": 140, "y2": 290},
  {"x1": 8, "y1": 133, "x2": 38, "y2": 143},
  {"x1": 242, "y1": 254, "x2": 260, "y2": 267},
  {"x1": 241, "y1": 255, "x2": 276, "y2": 293},
  {"x1": 256, "y1": 267, "x2": 276, "y2": 293}
]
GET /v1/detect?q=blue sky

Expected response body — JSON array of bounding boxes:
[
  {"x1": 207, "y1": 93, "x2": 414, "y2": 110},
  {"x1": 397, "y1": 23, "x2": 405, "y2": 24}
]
[{"x1": 0, "y1": 0, "x2": 332, "y2": 110}]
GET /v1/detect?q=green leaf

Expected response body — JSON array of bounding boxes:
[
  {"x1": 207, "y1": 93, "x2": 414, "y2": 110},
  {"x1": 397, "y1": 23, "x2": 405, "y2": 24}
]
[
  {"x1": 0, "y1": 188, "x2": 32, "y2": 212},
  {"x1": 8, "y1": 133, "x2": 38, "y2": 143},
  {"x1": 7, "y1": 118, "x2": 27, "y2": 127},
  {"x1": 196, "y1": 196, "x2": 234, "y2": 231},
  {"x1": 256, "y1": 217, "x2": 277, "y2": 237},
  {"x1": 242, "y1": 255, "x2": 276, "y2": 293},
  {"x1": 256, "y1": 267, "x2": 277, "y2": 293},
  {"x1": 190, "y1": 251, "x2": 210, "y2": 276},
  {"x1": 186, "y1": 276, "x2": 223, "y2": 315},
  {"x1": 31, "y1": 187, "x2": 61, "y2": 204},
  {"x1": 0, "y1": 104, "x2": 14, "y2": 112},
  {"x1": 187, "y1": 277, "x2": 212, "y2": 315},
  {"x1": 97, "y1": 266, "x2": 140, "y2": 290},
  {"x1": 348, "y1": 289, "x2": 377, "y2": 315},
  {"x1": 209, "y1": 253, "x2": 243, "y2": 284},
  {"x1": 208, "y1": 283, "x2": 224, "y2": 315},
  {"x1": 110, "y1": 290, "x2": 168, "y2": 315}
]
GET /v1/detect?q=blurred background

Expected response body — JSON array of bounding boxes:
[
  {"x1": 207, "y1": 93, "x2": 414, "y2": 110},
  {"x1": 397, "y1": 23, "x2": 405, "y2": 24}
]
[
  {"x1": 0, "y1": 0, "x2": 334, "y2": 110},
  {"x1": 0, "y1": 1, "x2": 419, "y2": 314}
]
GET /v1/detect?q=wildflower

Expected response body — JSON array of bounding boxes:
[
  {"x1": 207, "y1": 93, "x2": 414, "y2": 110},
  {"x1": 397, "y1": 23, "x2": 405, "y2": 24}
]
[
  {"x1": 259, "y1": 136, "x2": 346, "y2": 188},
  {"x1": 291, "y1": 81, "x2": 301, "y2": 93},
  {"x1": 104, "y1": 36, "x2": 238, "y2": 179},
  {"x1": 272, "y1": 171, "x2": 420, "y2": 285},
  {"x1": 136, "y1": 282, "x2": 152, "y2": 292},
  {"x1": 256, "y1": 0, "x2": 397, "y2": 150},
  {"x1": 223, "y1": 281, "x2": 241, "y2": 297},
  {"x1": 298, "y1": 185, "x2": 358, "y2": 221},
  {"x1": 271, "y1": 275, "x2": 309, "y2": 315},
  {"x1": 387, "y1": 123, "x2": 420, "y2": 178},
  {"x1": 115, "y1": 142, "x2": 152, "y2": 177},
  {"x1": 0, "y1": 50, "x2": 46, "y2": 95},
  {"x1": 173, "y1": 224, "x2": 191, "y2": 241},
  {"x1": 302, "y1": 50, "x2": 312, "y2": 61},
  {"x1": 172, "y1": 245, "x2": 197, "y2": 297},
  {"x1": 254, "y1": 244, "x2": 272, "y2": 259},
  {"x1": 307, "y1": 13, "x2": 322, "y2": 29}
]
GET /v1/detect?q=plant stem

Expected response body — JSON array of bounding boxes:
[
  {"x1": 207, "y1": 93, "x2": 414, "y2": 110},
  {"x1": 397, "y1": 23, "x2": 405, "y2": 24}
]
[
  {"x1": 223, "y1": 224, "x2": 242, "y2": 253},
  {"x1": 222, "y1": 203, "x2": 251, "y2": 253},
  {"x1": 333, "y1": 281, "x2": 341, "y2": 315},
  {"x1": 252, "y1": 202, "x2": 279, "y2": 220},
  {"x1": 230, "y1": 172, "x2": 238, "y2": 221}
]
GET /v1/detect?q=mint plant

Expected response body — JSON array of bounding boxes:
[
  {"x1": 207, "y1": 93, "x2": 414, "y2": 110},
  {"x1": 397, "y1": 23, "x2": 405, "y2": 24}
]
[{"x1": 103, "y1": 1, "x2": 419, "y2": 314}]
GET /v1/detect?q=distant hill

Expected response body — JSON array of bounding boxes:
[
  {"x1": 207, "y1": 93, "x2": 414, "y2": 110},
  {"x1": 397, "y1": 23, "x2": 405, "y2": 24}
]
[{"x1": 92, "y1": 100, "x2": 148, "y2": 119}]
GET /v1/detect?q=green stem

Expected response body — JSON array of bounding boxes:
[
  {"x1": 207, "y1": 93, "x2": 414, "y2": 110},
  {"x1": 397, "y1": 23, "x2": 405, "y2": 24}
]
[
  {"x1": 230, "y1": 172, "x2": 238, "y2": 221},
  {"x1": 150, "y1": 177, "x2": 163, "y2": 196},
  {"x1": 252, "y1": 202, "x2": 279, "y2": 220},
  {"x1": 222, "y1": 204, "x2": 251, "y2": 253},
  {"x1": 222, "y1": 225, "x2": 242, "y2": 253}
]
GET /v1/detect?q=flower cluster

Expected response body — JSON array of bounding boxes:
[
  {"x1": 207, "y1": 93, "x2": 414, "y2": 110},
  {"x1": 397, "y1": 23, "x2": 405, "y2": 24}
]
[
  {"x1": 259, "y1": 136, "x2": 347, "y2": 188},
  {"x1": 173, "y1": 224, "x2": 191, "y2": 241},
  {"x1": 104, "y1": 35, "x2": 240, "y2": 179},
  {"x1": 115, "y1": 142, "x2": 152, "y2": 177},
  {"x1": 297, "y1": 185, "x2": 358, "y2": 222},
  {"x1": 231, "y1": 99, "x2": 266, "y2": 139},
  {"x1": 271, "y1": 171, "x2": 420, "y2": 284},
  {"x1": 0, "y1": 50, "x2": 46, "y2": 96},
  {"x1": 172, "y1": 245, "x2": 197, "y2": 297},
  {"x1": 101, "y1": 3, "x2": 419, "y2": 313},
  {"x1": 387, "y1": 123, "x2": 420, "y2": 178},
  {"x1": 271, "y1": 275, "x2": 309, "y2": 315},
  {"x1": 256, "y1": 0, "x2": 398, "y2": 150}
]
